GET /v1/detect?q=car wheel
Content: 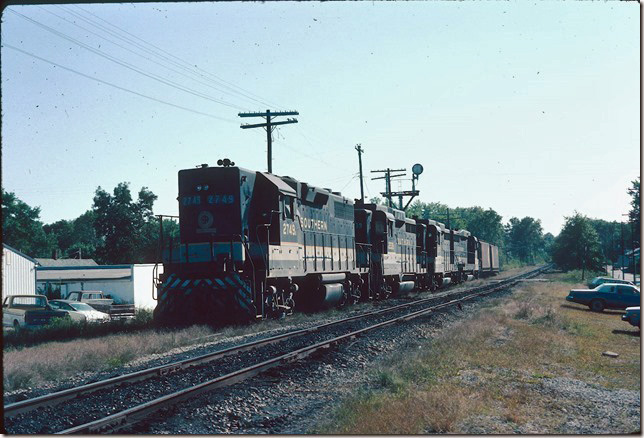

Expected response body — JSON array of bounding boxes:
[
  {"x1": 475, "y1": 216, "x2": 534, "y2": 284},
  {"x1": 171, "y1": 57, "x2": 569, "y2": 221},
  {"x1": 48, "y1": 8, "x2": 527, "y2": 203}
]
[
  {"x1": 590, "y1": 300, "x2": 605, "y2": 312},
  {"x1": 13, "y1": 320, "x2": 20, "y2": 332}
]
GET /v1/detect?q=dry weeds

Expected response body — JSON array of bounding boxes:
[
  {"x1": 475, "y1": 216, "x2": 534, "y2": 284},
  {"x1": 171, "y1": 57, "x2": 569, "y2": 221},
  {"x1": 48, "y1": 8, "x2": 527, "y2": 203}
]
[
  {"x1": 322, "y1": 271, "x2": 640, "y2": 434},
  {"x1": 3, "y1": 325, "x2": 213, "y2": 391}
]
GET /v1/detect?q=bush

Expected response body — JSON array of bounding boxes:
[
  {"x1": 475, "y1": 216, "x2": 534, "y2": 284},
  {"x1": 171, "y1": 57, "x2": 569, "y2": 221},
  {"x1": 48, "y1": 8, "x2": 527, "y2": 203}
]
[{"x1": 3, "y1": 310, "x2": 157, "y2": 349}]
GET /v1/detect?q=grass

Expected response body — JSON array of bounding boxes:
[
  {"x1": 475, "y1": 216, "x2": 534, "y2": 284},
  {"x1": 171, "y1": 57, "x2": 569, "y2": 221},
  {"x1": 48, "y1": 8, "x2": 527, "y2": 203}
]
[
  {"x1": 3, "y1": 324, "x2": 214, "y2": 392},
  {"x1": 318, "y1": 272, "x2": 641, "y2": 434}
]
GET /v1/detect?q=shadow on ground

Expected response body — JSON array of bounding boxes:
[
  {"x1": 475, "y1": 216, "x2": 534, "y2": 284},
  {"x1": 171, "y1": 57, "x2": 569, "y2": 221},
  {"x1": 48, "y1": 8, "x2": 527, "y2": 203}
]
[
  {"x1": 560, "y1": 304, "x2": 624, "y2": 315},
  {"x1": 611, "y1": 329, "x2": 640, "y2": 337}
]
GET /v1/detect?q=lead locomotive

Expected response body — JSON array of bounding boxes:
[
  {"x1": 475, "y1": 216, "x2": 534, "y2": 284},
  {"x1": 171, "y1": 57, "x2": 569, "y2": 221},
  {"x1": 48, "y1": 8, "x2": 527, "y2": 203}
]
[{"x1": 153, "y1": 162, "x2": 499, "y2": 325}]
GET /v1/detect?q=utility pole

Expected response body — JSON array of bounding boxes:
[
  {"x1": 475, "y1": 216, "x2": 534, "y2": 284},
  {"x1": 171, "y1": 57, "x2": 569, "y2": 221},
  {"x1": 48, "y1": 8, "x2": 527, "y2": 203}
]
[
  {"x1": 621, "y1": 220, "x2": 625, "y2": 280},
  {"x1": 370, "y1": 163, "x2": 423, "y2": 211},
  {"x1": 623, "y1": 213, "x2": 637, "y2": 284},
  {"x1": 432, "y1": 208, "x2": 464, "y2": 230},
  {"x1": 582, "y1": 245, "x2": 587, "y2": 281},
  {"x1": 371, "y1": 168, "x2": 405, "y2": 208},
  {"x1": 239, "y1": 110, "x2": 299, "y2": 173},
  {"x1": 355, "y1": 144, "x2": 365, "y2": 203}
]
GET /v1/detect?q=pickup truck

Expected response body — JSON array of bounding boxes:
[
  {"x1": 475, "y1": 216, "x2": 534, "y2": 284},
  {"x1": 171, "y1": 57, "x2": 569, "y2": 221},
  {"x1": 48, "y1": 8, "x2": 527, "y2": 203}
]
[
  {"x1": 65, "y1": 291, "x2": 136, "y2": 320},
  {"x1": 566, "y1": 283, "x2": 641, "y2": 312},
  {"x1": 2, "y1": 295, "x2": 69, "y2": 330}
]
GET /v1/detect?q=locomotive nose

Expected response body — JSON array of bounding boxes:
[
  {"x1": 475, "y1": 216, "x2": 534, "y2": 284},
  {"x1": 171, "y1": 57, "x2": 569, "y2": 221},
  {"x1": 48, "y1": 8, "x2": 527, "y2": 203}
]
[{"x1": 178, "y1": 167, "x2": 243, "y2": 244}]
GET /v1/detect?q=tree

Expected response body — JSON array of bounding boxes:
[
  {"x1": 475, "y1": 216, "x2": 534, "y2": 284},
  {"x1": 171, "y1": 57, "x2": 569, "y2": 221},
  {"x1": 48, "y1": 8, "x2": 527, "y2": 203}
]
[
  {"x1": 42, "y1": 210, "x2": 101, "y2": 260},
  {"x1": 628, "y1": 177, "x2": 640, "y2": 247},
  {"x1": 587, "y1": 219, "x2": 624, "y2": 265},
  {"x1": 453, "y1": 207, "x2": 504, "y2": 245},
  {"x1": 92, "y1": 183, "x2": 158, "y2": 264},
  {"x1": 543, "y1": 232, "x2": 555, "y2": 256},
  {"x1": 405, "y1": 200, "x2": 451, "y2": 223},
  {"x1": 2, "y1": 189, "x2": 55, "y2": 257},
  {"x1": 505, "y1": 217, "x2": 545, "y2": 263},
  {"x1": 551, "y1": 212, "x2": 603, "y2": 271},
  {"x1": 69, "y1": 210, "x2": 101, "y2": 260},
  {"x1": 43, "y1": 219, "x2": 74, "y2": 257}
]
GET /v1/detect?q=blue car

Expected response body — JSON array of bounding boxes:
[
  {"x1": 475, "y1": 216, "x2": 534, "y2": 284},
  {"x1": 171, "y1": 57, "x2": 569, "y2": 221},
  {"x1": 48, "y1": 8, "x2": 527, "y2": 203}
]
[
  {"x1": 566, "y1": 283, "x2": 641, "y2": 312},
  {"x1": 622, "y1": 307, "x2": 640, "y2": 328},
  {"x1": 587, "y1": 277, "x2": 634, "y2": 289}
]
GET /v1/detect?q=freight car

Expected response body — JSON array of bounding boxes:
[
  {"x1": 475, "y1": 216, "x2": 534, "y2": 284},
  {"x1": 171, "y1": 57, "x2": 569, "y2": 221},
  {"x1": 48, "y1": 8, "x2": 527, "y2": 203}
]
[{"x1": 153, "y1": 162, "x2": 499, "y2": 325}]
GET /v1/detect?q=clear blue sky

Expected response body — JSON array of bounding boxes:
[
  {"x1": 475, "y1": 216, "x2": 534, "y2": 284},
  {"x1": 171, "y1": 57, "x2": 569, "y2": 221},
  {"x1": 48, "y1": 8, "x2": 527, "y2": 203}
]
[{"x1": 1, "y1": 1, "x2": 640, "y2": 235}]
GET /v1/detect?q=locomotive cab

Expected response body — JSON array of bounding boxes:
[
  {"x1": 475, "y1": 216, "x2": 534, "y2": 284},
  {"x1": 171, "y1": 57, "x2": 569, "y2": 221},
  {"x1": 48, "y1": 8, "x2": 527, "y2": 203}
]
[{"x1": 170, "y1": 165, "x2": 256, "y2": 270}]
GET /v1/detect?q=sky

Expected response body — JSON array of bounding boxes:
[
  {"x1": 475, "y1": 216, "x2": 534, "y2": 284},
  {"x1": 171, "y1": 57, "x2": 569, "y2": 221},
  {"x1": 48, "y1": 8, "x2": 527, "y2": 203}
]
[{"x1": 1, "y1": 1, "x2": 640, "y2": 235}]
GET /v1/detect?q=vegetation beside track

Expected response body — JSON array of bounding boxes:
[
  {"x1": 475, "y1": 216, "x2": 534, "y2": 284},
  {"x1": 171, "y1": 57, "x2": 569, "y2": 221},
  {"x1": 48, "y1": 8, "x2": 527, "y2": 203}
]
[
  {"x1": 3, "y1": 309, "x2": 155, "y2": 349},
  {"x1": 319, "y1": 270, "x2": 640, "y2": 434},
  {"x1": 2, "y1": 267, "x2": 538, "y2": 393},
  {"x1": 2, "y1": 308, "x2": 340, "y2": 392}
]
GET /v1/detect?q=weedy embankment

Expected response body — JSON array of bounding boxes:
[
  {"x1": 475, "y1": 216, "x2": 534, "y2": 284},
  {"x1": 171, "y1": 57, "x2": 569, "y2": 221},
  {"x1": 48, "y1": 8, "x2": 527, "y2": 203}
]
[
  {"x1": 2, "y1": 308, "x2": 336, "y2": 393},
  {"x1": 320, "y1": 271, "x2": 640, "y2": 434}
]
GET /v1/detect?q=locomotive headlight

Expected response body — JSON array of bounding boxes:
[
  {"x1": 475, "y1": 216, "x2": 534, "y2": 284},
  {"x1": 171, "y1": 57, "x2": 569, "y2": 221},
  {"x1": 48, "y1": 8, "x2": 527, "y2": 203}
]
[
  {"x1": 203, "y1": 185, "x2": 209, "y2": 191},
  {"x1": 197, "y1": 185, "x2": 202, "y2": 191}
]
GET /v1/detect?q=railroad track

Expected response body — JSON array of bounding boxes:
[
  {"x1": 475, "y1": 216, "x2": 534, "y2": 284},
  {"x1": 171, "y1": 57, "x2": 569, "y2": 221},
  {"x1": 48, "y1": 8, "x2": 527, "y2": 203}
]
[{"x1": 4, "y1": 265, "x2": 551, "y2": 434}]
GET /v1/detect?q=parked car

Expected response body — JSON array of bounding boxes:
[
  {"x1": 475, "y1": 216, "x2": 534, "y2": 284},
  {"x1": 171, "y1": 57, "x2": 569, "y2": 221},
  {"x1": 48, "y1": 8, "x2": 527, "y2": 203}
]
[
  {"x1": 48, "y1": 299, "x2": 111, "y2": 323},
  {"x1": 566, "y1": 283, "x2": 641, "y2": 312},
  {"x1": 2, "y1": 295, "x2": 68, "y2": 330},
  {"x1": 65, "y1": 291, "x2": 135, "y2": 320},
  {"x1": 622, "y1": 307, "x2": 640, "y2": 328},
  {"x1": 587, "y1": 277, "x2": 634, "y2": 289}
]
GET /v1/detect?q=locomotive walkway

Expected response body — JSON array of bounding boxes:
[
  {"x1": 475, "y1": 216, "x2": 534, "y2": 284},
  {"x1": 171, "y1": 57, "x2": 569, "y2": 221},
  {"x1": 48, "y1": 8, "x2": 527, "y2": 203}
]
[{"x1": 4, "y1": 265, "x2": 550, "y2": 434}]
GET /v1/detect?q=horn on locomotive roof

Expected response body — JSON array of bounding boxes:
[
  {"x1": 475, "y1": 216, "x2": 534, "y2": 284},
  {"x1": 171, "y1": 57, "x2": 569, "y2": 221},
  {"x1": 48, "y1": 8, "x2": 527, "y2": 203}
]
[{"x1": 217, "y1": 158, "x2": 235, "y2": 167}]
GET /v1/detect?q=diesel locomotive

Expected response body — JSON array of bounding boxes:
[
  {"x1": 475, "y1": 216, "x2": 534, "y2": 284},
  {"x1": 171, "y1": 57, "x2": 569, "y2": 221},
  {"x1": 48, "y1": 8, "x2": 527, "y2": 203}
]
[{"x1": 153, "y1": 162, "x2": 499, "y2": 325}]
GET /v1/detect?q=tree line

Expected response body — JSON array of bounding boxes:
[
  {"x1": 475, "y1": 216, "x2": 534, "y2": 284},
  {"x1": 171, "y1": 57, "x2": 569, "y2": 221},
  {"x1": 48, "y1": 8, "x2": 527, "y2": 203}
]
[
  {"x1": 2, "y1": 177, "x2": 639, "y2": 271},
  {"x1": 2, "y1": 183, "x2": 177, "y2": 265},
  {"x1": 393, "y1": 199, "x2": 552, "y2": 266}
]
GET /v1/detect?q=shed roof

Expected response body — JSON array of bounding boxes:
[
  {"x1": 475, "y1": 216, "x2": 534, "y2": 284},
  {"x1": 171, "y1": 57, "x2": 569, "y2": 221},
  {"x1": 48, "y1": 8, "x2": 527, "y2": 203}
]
[
  {"x1": 36, "y1": 258, "x2": 98, "y2": 267},
  {"x1": 37, "y1": 265, "x2": 132, "y2": 282}
]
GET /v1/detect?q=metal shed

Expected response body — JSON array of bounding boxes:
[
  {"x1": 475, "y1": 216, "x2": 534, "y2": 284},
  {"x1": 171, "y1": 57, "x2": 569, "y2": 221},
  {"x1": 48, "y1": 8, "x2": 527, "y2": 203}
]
[
  {"x1": 2, "y1": 244, "x2": 39, "y2": 299},
  {"x1": 36, "y1": 264, "x2": 161, "y2": 310}
]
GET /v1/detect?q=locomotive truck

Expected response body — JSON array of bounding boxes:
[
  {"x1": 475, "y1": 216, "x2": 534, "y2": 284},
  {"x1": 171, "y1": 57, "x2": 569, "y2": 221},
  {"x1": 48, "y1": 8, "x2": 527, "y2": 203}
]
[{"x1": 153, "y1": 162, "x2": 499, "y2": 326}]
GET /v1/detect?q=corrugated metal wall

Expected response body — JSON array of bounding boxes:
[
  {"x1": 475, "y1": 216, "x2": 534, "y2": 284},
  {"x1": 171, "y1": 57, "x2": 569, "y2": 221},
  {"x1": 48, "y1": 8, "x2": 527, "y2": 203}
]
[{"x1": 2, "y1": 247, "x2": 37, "y2": 298}]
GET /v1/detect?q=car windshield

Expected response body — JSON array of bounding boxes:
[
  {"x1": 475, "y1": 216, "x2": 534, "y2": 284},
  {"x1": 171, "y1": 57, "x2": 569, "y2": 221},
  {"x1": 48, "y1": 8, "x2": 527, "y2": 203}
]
[
  {"x1": 12, "y1": 296, "x2": 47, "y2": 307},
  {"x1": 50, "y1": 301, "x2": 73, "y2": 310},
  {"x1": 69, "y1": 302, "x2": 95, "y2": 311}
]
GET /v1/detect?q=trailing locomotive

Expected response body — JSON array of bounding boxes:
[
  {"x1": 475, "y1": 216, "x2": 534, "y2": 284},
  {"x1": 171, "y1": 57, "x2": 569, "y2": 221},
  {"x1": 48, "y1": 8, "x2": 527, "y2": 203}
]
[{"x1": 153, "y1": 163, "x2": 499, "y2": 325}]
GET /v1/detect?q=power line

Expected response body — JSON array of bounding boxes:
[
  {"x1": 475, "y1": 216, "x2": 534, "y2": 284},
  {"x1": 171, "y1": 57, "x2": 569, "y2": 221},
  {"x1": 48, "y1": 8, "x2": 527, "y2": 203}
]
[
  {"x1": 71, "y1": 4, "x2": 284, "y2": 110},
  {"x1": 14, "y1": 7, "x2": 344, "y2": 177},
  {"x1": 339, "y1": 174, "x2": 359, "y2": 192},
  {"x1": 55, "y1": 5, "x2": 276, "y2": 110},
  {"x1": 40, "y1": 6, "x2": 260, "y2": 110},
  {"x1": 4, "y1": 43, "x2": 237, "y2": 122},
  {"x1": 9, "y1": 9, "x2": 246, "y2": 111}
]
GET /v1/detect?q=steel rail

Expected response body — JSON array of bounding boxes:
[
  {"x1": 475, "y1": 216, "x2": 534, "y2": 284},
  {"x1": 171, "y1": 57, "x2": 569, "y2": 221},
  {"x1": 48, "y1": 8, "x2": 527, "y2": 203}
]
[
  {"x1": 4, "y1": 265, "x2": 547, "y2": 419},
  {"x1": 57, "y1": 265, "x2": 550, "y2": 434}
]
